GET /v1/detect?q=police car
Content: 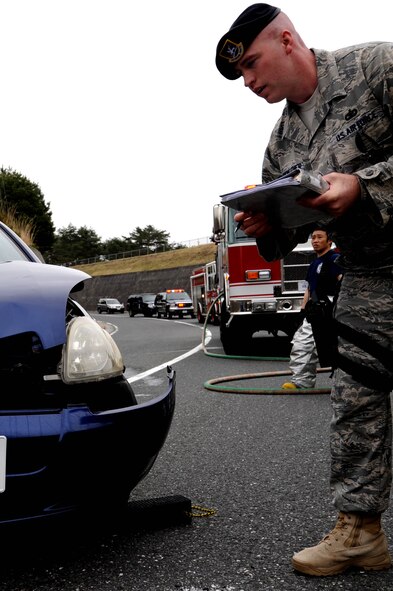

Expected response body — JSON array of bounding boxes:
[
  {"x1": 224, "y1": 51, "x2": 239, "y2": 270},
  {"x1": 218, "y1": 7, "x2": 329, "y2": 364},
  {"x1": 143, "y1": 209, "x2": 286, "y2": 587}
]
[{"x1": 155, "y1": 289, "x2": 195, "y2": 319}]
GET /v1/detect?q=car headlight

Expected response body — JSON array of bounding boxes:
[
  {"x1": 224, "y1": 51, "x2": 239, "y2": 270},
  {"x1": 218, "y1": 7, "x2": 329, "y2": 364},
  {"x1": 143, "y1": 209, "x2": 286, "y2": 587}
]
[{"x1": 62, "y1": 317, "x2": 124, "y2": 384}]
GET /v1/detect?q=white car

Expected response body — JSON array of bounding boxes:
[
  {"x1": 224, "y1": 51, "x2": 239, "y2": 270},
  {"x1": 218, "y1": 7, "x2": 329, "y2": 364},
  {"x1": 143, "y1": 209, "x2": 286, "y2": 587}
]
[{"x1": 97, "y1": 297, "x2": 125, "y2": 314}]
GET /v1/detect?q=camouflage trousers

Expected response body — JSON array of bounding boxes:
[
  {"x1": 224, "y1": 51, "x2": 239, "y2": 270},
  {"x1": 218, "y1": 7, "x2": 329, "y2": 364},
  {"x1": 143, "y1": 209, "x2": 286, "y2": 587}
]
[{"x1": 331, "y1": 270, "x2": 393, "y2": 514}]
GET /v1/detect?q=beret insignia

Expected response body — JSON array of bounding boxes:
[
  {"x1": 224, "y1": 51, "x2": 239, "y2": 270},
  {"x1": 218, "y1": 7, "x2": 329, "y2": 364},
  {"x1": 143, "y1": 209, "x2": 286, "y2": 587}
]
[{"x1": 219, "y1": 39, "x2": 244, "y2": 63}]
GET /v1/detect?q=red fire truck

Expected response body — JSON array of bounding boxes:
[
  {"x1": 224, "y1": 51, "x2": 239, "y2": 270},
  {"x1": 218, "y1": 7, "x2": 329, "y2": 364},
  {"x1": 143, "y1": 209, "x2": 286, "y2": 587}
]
[
  {"x1": 190, "y1": 261, "x2": 221, "y2": 325},
  {"x1": 193, "y1": 203, "x2": 315, "y2": 355}
]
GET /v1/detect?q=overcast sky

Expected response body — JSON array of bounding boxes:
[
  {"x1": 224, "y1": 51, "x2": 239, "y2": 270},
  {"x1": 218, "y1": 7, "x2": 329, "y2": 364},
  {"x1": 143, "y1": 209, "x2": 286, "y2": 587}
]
[{"x1": 1, "y1": 1, "x2": 392, "y2": 244}]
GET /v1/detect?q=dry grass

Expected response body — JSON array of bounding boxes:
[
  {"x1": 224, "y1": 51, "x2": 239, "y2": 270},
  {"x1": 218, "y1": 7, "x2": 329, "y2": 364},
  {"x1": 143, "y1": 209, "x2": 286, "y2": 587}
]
[
  {"x1": 0, "y1": 202, "x2": 36, "y2": 246},
  {"x1": 73, "y1": 242, "x2": 217, "y2": 276}
]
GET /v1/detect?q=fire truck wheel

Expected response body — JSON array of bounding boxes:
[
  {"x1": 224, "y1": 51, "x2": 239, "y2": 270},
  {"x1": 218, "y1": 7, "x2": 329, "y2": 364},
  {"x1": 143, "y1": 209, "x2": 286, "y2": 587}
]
[
  {"x1": 222, "y1": 332, "x2": 253, "y2": 355},
  {"x1": 197, "y1": 307, "x2": 204, "y2": 324},
  {"x1": 210, "y1": 306, "x2": 220, "y2": 326},
  {"x1": 220, "y1": 305, "x2": 251, "y2": 355}
]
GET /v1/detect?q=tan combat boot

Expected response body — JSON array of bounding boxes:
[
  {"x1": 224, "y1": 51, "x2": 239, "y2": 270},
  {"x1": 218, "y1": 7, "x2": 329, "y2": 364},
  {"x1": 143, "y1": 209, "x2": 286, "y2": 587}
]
[{"x1": 292, "y1": 511, "x2": 392, "y2": 576}]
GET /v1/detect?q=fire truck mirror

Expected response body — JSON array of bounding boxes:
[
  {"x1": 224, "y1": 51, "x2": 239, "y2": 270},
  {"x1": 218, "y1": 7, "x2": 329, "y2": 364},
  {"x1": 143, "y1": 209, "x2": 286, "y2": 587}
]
[{"x1": 213, "y1": 204, "x2": 225, "y2": 235}]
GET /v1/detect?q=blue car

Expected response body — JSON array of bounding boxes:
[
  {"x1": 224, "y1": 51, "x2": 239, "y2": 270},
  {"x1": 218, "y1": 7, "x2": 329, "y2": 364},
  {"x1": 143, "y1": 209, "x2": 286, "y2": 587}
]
[{"x1": 0, "y1": 221, "x2": 175, "y2": 524}]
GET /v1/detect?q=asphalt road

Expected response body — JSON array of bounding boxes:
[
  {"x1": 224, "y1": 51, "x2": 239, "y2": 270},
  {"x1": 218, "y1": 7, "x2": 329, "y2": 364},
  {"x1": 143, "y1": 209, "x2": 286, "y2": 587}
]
[{"x1": 1, "y1": 314, "x2": 393, "y2": 591}]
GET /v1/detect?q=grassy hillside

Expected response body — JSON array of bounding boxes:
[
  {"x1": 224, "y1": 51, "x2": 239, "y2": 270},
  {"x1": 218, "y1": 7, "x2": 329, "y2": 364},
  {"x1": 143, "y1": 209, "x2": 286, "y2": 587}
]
[{"x1": 73, "y1": 242, "x2": 217, "y2": 277}]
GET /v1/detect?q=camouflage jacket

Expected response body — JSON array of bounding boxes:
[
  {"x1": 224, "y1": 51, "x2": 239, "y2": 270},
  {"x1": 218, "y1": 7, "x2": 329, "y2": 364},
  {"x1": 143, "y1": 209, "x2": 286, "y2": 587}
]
[{"x1": 257, "y1": 42, "x2": 393, "y2": 271}]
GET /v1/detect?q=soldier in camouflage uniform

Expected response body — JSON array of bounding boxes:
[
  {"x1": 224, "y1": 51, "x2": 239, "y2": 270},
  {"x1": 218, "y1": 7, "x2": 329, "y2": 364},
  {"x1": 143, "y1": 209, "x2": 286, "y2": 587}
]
[{"x1": 216, "y1": 3, "x2": 393, "y2": 577}]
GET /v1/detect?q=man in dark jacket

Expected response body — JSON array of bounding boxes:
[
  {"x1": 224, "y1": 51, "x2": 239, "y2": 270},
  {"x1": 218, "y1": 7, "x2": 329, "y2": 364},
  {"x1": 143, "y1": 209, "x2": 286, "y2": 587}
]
[{"x1": 281, "y1": 226, "x2": 342, "y2": 389}]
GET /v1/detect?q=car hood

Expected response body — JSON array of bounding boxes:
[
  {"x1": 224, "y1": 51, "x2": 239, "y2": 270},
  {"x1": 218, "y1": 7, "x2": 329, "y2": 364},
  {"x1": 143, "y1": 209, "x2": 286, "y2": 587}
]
[{"x1": 0, "y1": 260, "x2": 91, "y2": 349}]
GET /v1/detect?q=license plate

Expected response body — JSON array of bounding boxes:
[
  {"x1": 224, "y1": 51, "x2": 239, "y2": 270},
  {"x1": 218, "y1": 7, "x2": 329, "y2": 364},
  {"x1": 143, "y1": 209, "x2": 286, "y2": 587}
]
[{"x1": 0, "y1": 436, "x2": 7, "y2": 493}]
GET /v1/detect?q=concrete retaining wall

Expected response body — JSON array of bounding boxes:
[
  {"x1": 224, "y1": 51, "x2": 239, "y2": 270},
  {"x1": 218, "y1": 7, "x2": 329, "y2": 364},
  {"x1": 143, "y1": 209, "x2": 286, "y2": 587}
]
[{"x1": 73, "y1": 265, "x2": 197, "y2": 312}]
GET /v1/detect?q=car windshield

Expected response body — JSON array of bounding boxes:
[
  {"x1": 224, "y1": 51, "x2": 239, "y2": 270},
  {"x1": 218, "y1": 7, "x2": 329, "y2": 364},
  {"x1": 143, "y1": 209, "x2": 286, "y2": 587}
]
[
  {"x1": 106, "y1": 299, "x2": 121, "y2": 304},
  {"x1": 167, "y1": 292, "x2": 190, "y2": 301},
  {"x1": 0, "y1": 225, "x2": 31, "y2": 263},
  {"x1": 143, "y1": 294, "x2": 155, "y2": 302}
]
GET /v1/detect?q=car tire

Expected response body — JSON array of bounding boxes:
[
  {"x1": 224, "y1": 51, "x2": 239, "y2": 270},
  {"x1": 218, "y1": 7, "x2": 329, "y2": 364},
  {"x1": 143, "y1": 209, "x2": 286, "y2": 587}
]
[
  {"x1": 213, "y1": 306, "x2": 220, "y2": 325},
  {"x1": 197, "y1": 306, "x2": 204, "y2": 324},
  {"x1": 87, "y1": 487, "x2": 131, "y2": 522}
]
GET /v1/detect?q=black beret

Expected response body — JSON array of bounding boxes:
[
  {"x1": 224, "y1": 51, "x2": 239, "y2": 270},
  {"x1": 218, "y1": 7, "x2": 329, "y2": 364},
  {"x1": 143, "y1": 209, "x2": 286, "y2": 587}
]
[{"x1": 215, "y1": 4, "x2": 281, "y2": 80}]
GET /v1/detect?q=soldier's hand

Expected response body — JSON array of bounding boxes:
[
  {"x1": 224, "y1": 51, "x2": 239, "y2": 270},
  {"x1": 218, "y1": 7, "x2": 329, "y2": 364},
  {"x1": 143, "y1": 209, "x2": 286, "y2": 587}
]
[
  {"x1": 297, "y1": 172, "x2": 361, "y2": 217},
  {"x1": 234, "y1": 211, "x2": 272, "y2": 237}
]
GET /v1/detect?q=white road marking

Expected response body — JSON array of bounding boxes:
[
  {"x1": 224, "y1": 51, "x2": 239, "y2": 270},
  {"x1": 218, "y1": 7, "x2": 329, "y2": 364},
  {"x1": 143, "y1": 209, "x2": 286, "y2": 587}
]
[{"x1": 127, "y1": 323, "x2": 212, "y2": 384}]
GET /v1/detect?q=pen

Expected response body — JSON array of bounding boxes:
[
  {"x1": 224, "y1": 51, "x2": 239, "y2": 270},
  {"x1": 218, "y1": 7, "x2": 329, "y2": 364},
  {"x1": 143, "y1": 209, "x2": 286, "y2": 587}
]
[{"x1": 235, "y1": 220, "x2": 243, "y2": 233}]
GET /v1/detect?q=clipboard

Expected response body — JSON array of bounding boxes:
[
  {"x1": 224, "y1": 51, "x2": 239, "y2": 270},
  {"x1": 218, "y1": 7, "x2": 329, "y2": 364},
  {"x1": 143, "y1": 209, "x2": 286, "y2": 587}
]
[{"x1": 220, "y1": 169, "x2": 333, "y2": 229}]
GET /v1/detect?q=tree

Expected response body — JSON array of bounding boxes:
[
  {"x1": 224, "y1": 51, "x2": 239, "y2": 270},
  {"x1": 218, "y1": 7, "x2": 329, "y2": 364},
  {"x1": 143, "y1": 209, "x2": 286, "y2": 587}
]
[
  {"x1": 100, "y1": 236, "x2": 133, "y2": 256},
  {"x1": 125, "y1": 225, "x2": 171, "y2": 252},
  {"x1": 0, "y1": 167, "x2": 55, "y2": 254},
  {"x1": 50, "y1": 224, "x2": 102, "y2": 264}
]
